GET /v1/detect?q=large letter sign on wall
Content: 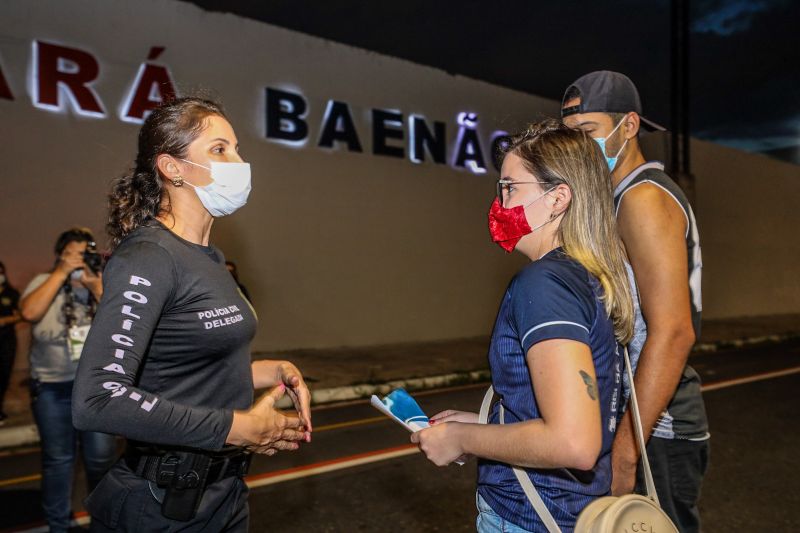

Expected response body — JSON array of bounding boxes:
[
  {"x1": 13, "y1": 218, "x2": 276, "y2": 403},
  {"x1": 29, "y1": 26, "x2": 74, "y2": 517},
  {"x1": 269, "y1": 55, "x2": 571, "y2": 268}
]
[
  {"x1": 489, "y1": 131, "x2": 510, "y2": 172},
  {"x1": 0, "y1": 57, "x2": 13, "y2": 101},
  {"x1": 120, "y1": 47, "x2": 177, "y2": 123},
  {"x1": 32, "y1": 40, "x2": 105, "y2": 117},
  {"x1": 409, "y1": 115, "x2": 446, "y2": 165},
  {"x1": 453, "y1": 113, "x2": 487, "y2": 174},
  {"x1": 372, "y1": 109, "x2": 404, "y2": 158},
  {"x1": 265, "y1": 87, "x2": 309, "y2": 145},
  {"x1": 318, "y1": 100, "x2": 362, "y2": 152},
  {"x1": 6, "y1": 38, "x2": 502, "y2": 175}
]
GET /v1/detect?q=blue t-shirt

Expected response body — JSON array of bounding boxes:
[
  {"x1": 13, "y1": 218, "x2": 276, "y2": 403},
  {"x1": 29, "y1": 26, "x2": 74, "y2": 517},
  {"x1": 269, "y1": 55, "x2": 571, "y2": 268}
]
[{"x1": 477, "y1": 248, "x2": 622, "y2": 532}]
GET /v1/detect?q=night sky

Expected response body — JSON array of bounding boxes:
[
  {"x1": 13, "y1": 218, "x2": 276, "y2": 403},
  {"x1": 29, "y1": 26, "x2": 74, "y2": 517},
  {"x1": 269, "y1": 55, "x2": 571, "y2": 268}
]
[{"x1": 186, "y1": 0, "x2": 800, "y2": 166}]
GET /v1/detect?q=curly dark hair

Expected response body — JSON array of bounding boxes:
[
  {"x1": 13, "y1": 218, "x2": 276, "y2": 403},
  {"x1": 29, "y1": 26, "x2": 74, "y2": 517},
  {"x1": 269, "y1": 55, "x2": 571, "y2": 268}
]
[{"x1": 107, "y1": 97, "x2": 227, "y2": 249}]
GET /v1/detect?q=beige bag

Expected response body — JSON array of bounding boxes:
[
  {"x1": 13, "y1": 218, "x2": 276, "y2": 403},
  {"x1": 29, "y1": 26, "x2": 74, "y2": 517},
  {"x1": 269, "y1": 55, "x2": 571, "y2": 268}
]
[{"x1": 478, "y1": 346, "x2": 678, "y2": 533}]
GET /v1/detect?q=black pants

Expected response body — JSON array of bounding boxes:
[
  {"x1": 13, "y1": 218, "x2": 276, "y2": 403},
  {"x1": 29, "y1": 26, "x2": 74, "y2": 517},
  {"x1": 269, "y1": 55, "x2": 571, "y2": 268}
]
[
  {"x1": 86, "y1": 460, "x2": 249, "y2": 532},
  {"x1": 636, "y1": 437, "x2": 710, "y2": 533},
  {"x1": 0, "y1": 333, "x2": 16, "y2": 413}
]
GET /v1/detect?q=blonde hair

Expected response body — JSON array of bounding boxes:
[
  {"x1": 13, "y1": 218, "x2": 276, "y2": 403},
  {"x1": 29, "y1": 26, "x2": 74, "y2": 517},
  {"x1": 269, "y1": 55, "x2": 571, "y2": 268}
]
[{"x1": 502, "y1": 119, "x2": 634, "y2": 343}]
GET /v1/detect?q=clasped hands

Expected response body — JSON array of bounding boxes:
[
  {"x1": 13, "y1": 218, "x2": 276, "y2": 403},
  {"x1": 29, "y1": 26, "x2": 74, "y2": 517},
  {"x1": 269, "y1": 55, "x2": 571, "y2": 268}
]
[{"x1": 228, "y1": 360, "x2": 313, "y2": 456}]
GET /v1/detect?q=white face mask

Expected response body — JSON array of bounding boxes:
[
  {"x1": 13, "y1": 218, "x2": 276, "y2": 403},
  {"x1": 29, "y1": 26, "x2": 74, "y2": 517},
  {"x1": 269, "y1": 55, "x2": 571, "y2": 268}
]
[
  {"x1": 180, "y1": 159, "x2": 252, "y2": 217},
  {"x1": 70, "y1": 269, "x2": 83, "y2": 281}
]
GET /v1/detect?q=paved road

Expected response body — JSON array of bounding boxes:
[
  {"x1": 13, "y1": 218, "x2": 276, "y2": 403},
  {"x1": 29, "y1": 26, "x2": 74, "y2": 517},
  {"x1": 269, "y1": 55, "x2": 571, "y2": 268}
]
[{"x1": 2, "y1": 340, "x2": 799, "y2": 532}]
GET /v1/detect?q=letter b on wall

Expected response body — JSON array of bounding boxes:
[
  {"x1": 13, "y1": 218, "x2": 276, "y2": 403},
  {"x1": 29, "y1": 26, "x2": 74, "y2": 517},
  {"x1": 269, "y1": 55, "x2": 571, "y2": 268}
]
[{"x1": 266, "y1": 87, "x2": 308, "y2": 142}]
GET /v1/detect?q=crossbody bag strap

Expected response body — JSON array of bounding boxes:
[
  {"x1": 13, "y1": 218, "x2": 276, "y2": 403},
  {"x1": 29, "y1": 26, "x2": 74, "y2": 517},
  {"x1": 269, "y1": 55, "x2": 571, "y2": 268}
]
[
  {"x1": 479, "y1": 386, "x2": 562, "y2": 533},
  {"x1": 622, "y1": 345, "x2": 659, "y2": 505},
  {"x1": 623, "y1": 262, "x2": 661, "y2": 504}
]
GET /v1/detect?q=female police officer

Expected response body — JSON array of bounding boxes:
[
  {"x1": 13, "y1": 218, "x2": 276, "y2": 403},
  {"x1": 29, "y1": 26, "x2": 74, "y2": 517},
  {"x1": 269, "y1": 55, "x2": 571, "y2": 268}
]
[{"x1": 72, "y1": 97, "x2": 312, "y2": 531}]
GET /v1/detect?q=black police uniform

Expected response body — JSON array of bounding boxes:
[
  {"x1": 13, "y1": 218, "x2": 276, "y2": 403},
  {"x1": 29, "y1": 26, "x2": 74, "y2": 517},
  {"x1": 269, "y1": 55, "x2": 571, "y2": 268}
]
[{"x1": 73, "y1": 221, "x2": 257, "y2": 531}]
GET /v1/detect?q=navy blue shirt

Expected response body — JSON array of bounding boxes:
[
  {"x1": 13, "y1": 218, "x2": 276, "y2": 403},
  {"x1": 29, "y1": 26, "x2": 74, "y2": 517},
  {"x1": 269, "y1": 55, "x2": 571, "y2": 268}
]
[{"x1": 477, "y1": 248, "x2": 622, "y2": 532}]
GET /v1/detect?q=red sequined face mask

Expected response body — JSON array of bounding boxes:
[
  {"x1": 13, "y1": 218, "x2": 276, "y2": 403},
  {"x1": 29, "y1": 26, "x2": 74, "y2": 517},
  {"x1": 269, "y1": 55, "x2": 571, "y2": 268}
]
[
  {"x1": 487, "y1": 188, "x2": 555, "y2": 253},
  {"x1": 488, "y1": 198, "x2": 531, "y2": 252}
]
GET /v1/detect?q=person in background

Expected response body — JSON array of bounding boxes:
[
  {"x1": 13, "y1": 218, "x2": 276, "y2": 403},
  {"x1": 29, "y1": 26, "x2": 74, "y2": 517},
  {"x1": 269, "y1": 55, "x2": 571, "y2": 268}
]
[
  {"x1": 226, "y1": 260, "x2": 252, "y2": 303},
  {"x1": 19, "y1": 228, "x2": 117, "y2": 533},
  {"x1": 0, "y1": 261, "x2": 21, "y2": 425},
  {"x1": 413, "y1": 120, "x2": 633, "y2": 532},
  {"x1": 562, "y1": 70, "x2": 709, "y2": 532}
]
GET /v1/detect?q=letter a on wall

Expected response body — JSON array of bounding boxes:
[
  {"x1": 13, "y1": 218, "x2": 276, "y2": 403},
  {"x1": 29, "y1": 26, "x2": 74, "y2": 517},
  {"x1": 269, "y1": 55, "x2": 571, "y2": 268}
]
[{"x1": 120, "y1": 47, "x2": 177, "y2": 123}]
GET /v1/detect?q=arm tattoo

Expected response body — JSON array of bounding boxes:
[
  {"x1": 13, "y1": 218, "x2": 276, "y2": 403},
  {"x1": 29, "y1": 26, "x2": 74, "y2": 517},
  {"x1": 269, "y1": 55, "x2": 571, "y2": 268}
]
[{"x1": 579, "y1": 370, "x2": 597, "y2": 401}]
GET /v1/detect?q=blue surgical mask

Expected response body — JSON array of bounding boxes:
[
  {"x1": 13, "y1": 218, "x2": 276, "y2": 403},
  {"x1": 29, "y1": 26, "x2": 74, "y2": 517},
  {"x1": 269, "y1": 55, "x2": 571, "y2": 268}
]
[
  {"x1": 180, "y1": 159, "x2": 252, "y2": 217},
  {"x1": 592, "y1": 117, "x2": 629, "y2": 172}
]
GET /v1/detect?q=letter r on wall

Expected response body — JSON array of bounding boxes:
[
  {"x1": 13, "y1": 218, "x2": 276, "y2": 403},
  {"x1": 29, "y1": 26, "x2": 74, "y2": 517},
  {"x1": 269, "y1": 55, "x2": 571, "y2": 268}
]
[{"x1": 33, "y1": 40, "x2": 105, "y2": 117}]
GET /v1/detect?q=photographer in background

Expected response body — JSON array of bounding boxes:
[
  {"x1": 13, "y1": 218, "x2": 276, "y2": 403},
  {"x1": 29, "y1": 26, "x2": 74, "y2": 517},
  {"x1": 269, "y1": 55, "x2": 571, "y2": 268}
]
[{"x1": 20, "y1": 227, "x2": 116, "y2": 533}]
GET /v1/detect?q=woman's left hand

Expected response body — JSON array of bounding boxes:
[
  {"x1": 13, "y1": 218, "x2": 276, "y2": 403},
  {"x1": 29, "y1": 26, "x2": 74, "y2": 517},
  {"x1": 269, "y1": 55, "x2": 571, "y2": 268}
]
[
  {"x1": 277, "y1": 361, "x2": 313, "y2": 435},
  {"x1": 411, "y1": 423, "x2": 464, "y2": 466}
]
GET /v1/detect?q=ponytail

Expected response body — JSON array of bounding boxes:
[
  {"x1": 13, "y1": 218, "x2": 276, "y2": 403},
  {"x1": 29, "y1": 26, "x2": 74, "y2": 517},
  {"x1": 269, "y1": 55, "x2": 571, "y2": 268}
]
[{"x1": 107, "y1": 167, "x2": 166, "y2": 249}]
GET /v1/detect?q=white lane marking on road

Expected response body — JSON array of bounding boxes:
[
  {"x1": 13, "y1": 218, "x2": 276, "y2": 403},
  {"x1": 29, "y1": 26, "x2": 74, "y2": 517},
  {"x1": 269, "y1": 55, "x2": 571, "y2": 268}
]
[
  {"x1": 246, "y1": 446, "x2": 420, "y2": 489},
  {"x1": 701, "y1": 365, "x2": 800, "y2": 392},
  {"x1": 6, "y1": 365, "x2": 800, "y2": 503}
]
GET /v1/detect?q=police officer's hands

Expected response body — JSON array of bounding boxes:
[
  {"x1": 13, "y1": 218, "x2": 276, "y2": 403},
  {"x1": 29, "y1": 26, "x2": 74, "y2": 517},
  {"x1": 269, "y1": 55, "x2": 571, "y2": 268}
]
[
  {"x1": 277, "y1": 361, "x2": 313, "y2": 439},
  {"x1": 227, "y1": 383, "x2": 307, "y2": 455},
  {"x1": 251, "y1": 360, "x2": 313, "y2": 442}
]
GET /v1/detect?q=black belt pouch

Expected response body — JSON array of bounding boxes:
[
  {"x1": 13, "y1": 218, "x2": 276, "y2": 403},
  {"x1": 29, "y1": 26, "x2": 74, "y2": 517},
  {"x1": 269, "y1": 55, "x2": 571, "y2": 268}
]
[{"x1": 160, "y1": 452, "x2": 212, "y2": 521}]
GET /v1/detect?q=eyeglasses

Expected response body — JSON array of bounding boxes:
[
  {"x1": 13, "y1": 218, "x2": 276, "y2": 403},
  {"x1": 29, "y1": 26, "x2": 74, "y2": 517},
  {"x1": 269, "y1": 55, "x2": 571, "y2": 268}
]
[{"x1": 496, "y1": 179, "x2": 548, "y2": 204}]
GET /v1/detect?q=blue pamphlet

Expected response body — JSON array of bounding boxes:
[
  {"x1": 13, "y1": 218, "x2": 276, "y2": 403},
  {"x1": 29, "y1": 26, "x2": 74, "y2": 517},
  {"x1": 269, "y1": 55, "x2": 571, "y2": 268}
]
[{"x1": 370, "y1": 388, "x2": 430, "y2": 432}]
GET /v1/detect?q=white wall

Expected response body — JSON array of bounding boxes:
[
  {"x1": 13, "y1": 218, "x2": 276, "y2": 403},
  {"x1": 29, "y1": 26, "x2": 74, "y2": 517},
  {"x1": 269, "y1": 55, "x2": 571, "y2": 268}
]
[
  {"x1": 0, "y1": 0, "x2": 553, "y2": 351},
  {"x1": 691, "y1": 139, "x2": 800, "y2": 319},
  {"x1": 1, "y1": 0, "x2": 797, "y2": 353}
]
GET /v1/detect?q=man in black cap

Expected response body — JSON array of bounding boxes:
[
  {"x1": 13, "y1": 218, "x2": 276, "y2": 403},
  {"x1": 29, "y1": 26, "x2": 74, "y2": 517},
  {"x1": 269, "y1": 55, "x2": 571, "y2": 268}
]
[{"x1": 562, "y1": 71, "x2": 709, "y2": 532}]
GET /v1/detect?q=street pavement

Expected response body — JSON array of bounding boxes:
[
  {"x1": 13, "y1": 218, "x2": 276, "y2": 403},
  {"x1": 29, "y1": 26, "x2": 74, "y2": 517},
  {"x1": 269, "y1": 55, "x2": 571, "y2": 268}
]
[
  {"x1": 0, "y1": 338, "x2": 799, "y2": 532},
  {"x1": 2, "y1": 313, "x2": 799, "y2": 449}
]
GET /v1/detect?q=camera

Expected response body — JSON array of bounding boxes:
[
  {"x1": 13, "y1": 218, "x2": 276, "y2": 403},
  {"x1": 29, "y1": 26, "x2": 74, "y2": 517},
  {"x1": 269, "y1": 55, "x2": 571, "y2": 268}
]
[{"x1": 83, "y1": 241, "x2": 104, "y2": 274}]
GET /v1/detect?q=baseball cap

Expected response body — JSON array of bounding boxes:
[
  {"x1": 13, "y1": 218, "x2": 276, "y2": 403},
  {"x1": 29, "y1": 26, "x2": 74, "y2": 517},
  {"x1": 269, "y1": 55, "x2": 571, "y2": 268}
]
[{"x1": 561, "y1": 70, "x2": 666, "y2": 132}]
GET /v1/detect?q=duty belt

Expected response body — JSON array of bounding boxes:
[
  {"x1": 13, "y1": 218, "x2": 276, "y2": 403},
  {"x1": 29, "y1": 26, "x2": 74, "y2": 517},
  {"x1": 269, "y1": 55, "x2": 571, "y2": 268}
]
[{"x1": 124, "y1": 446, "x2": 251, "y2": 488}]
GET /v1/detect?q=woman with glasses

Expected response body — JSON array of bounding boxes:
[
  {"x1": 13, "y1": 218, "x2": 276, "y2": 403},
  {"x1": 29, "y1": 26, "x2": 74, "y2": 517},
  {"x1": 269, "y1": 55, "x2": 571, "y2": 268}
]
[
  {"x1": 412, "y1": 119, "x2": 634, "y2": 532},
  {"x1": 72, "y1": 97, "x2": 312, "y2": 531}
]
